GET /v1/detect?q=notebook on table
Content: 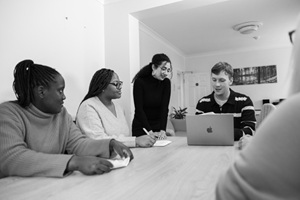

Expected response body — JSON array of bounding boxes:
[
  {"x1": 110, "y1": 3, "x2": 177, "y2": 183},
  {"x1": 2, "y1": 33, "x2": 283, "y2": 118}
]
[{"x1": 186, "y1": 114, "x2": 234, "y2": 146}]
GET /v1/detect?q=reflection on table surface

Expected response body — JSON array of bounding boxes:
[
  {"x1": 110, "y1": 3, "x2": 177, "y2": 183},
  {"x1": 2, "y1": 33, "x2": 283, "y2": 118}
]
[{"x1": 0, "y1": 137, "x2": 239, "y2": 200}]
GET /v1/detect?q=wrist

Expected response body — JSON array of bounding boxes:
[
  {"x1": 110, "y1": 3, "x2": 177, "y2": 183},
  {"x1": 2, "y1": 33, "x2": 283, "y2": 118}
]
[
  {"x1": 67, "y1": 155, "x2": 78, "y2": 172},
  {"x1": 135, "y1": 137, "x2": 139, "y2": 147},
  {"x1": 109, "y1": 139, "x2": 116, "y2": 151}
]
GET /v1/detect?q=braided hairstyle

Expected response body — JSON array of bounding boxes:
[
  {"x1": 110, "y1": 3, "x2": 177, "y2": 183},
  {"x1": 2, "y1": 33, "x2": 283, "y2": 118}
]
[
  {"x1": 81, "y1": 68, "x2": 114, "y2": 104},
  {"x1": 13, "y1": 59, "x2": 60, "y2": 108},
  {"x1": 132, "y1": 53, "x2": 172, "y2": 83}
]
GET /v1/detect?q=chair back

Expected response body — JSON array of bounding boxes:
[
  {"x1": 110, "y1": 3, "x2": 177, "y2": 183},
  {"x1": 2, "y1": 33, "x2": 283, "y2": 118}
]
[{"x1": 256, "y1": 103, "x2": 276, "y2": 129}]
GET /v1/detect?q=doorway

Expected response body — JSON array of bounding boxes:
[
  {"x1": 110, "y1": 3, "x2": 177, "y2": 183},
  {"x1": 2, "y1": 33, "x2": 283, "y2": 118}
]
[{"x1": 177, "y1": 72, "x2": 211, "y2": 115}]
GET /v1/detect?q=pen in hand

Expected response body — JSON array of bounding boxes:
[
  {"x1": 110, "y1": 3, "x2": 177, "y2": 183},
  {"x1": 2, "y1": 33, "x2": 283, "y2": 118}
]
[{"x1": 143, "y1": 128, "x2": 158, "y2": 139}]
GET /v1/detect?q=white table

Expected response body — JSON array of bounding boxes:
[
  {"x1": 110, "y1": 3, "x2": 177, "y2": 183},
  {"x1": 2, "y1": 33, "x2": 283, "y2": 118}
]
[{"x1": 0, "y1": 137, "x2": 239, "y2": 200}]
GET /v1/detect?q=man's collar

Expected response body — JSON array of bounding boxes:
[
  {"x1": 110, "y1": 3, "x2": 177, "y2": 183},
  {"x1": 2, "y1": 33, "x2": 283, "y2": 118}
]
[
  {"x1": 212, "y1": 89, "x2": 235, "y2": 105},
  {"x1": 226, "y1": 89, "x2": 236, "y2": 105}
]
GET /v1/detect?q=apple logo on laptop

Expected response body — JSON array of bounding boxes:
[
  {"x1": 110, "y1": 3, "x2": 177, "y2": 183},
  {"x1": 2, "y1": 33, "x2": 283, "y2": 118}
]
[{"x1": 207, "y1": 126, "x2": 213, "y2": 133}]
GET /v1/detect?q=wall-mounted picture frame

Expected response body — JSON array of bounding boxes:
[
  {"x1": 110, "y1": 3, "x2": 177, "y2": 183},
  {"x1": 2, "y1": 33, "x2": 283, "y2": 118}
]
[{"x1": 232, "y1": 65, "x2": 277, "y2": 86}]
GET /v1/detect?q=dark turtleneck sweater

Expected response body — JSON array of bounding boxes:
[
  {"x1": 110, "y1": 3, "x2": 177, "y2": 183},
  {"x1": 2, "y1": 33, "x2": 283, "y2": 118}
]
[{"x1": 132, "y1": 75, "x2": 171, "y2": 137}]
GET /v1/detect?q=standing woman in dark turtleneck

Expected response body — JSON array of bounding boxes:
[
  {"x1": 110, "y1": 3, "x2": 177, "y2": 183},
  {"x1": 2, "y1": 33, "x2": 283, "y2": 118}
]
[{"x1": 132, "y1": 53, "x2": 172, "y2": 140}]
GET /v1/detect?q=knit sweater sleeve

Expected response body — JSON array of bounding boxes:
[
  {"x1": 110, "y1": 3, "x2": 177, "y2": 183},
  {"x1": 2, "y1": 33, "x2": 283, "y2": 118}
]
[
  {"x1": 76, "y1": 100, "x2": 111, "y2": 139},
  {"x1": 0, "y1": 102, "x2": 112, "y2": 178},
  {"x1": 133, "y1": 78, "x2": 152, "y2": 130},
  {"x1": 195, "y1": 94, "x2": 211, "y2": 114},
  {"x1": 160, "y1": 78, "x2": 171, "y2": 131},
  {"x1": 0, "y1": 104, "x2": 72, "y2": 178},
  {"x1": 65, "y1": 119, "x2": 111, "y2": 158},
  {"x1": 76, "y1": 100, "x2": 136, "y2": 148},
  {"x1": 239, "y1": 95, "x2": 256, "y2": 136}
]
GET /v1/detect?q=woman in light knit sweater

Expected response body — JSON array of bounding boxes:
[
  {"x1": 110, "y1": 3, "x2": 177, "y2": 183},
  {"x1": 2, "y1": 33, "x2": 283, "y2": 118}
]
[
  {"x1": 0, "y1": 60, "x2": 133, "y2": 178},
  {"x1": 76, "y1": 69, "x2": 156, "y2": 147},
  {"x1": 216, "y1": 16, "x2": 300, "y2": 199}
]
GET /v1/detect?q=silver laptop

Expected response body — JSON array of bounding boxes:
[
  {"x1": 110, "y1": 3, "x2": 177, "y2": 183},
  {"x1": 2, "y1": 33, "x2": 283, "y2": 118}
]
[{"x1": 186, "y1": 114, "x2": 234, "y2": 146}]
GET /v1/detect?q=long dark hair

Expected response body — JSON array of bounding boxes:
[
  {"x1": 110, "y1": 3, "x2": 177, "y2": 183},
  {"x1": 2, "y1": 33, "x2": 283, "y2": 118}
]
[
  {"x1": 13, "y1": 59, "x2": 59, "y2": 108},
  {"x1": 132, "y1": 53, "x2": 172, "y2": 83},
  {"x1": 80, "y1": 68, "x2": 114, "y2": 104}
]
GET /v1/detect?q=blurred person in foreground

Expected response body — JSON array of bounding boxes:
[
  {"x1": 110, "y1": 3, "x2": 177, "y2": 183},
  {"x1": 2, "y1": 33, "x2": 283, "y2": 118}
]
[{"x1": 216, "y1": 16, "x2": 300, "y2": 200}]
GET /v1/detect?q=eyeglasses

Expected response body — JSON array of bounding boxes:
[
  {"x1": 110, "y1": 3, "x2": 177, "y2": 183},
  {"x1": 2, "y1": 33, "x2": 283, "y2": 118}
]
[
  {"x1": 289, "y1": 30, "x2": 296, "y2": 44},
  {"x1": 109, "y1": 81, "x2": 123, "y2": 89}
]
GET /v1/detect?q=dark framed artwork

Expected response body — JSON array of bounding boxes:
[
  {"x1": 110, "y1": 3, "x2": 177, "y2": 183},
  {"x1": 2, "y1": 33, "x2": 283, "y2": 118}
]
[{"x1": 232, "y1": 65, "x2": 277, "y2": 86}]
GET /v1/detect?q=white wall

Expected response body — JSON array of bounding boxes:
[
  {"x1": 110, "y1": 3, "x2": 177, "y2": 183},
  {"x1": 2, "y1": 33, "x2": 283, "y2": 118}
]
[
  {"x1": 1, "y1": 0, "x2": 291, "y2": 122},
  {"x1": 0, "y1": 0, "x2": 105, "y2": 118},
  {"x1": 0, "y1": 0, "x2": 183, "y2": 126},
  {"x1": 139, "y1": 23, "x2": 185, "y2": 113},
  {"x1": 186, "y1": 47, "x2": 292, "y2": 109},
  {"x1": 103, "y1": 0, "x2": 183, "y2": 125}
]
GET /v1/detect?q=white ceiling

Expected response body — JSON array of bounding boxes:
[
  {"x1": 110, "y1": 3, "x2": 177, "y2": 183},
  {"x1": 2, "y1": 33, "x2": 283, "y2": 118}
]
[{"x1": 131, "y1": 0, "x2": 300, "y2": 57}]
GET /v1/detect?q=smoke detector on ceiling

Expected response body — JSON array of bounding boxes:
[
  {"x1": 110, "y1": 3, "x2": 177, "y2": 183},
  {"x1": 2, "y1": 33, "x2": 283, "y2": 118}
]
[{"x1": 233, "y1": 21, "x2": 263, "y2": 34}]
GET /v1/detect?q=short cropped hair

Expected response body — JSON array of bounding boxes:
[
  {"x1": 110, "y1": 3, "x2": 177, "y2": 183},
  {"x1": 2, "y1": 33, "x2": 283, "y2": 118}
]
[{"x1": 211, "y1": 62, "x2": 233, "y2": 79}]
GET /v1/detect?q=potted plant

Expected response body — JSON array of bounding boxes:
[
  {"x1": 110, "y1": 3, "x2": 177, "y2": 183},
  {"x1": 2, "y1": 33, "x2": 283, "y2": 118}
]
[{"x1": 170, "y1": 107, "x2": 187, "y2": 132}]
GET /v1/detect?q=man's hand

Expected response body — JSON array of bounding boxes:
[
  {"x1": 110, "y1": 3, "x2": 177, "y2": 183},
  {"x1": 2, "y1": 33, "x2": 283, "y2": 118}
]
[
  {"x1": 109, "y1": 139, "x2": 134, "y2": 161},
  {"x1": 238, "y1": 135, "x2": 253, "y2": 150},
  {"x1": 67, "y1": 155, "x2": 113, "y2": 175}
]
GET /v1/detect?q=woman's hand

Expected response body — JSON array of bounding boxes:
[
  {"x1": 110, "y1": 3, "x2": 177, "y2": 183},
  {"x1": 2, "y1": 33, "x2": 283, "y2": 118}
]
[
  {"x1": 136, "y1": 135, "x2": 156, "y2": 147},
  {"x1": 153, "y1": 130, "x2": 167, "y2": 140},
  {"x1": 67, "y1": 155, "x2": 113, "y2": 175},
  {"x1": 109, "y1": 139, "x2": 134, "y2": 161}
]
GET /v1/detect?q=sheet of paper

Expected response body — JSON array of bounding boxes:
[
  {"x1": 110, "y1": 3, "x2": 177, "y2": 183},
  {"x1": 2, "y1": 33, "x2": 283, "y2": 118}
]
[
  {"x1": 107, "y1": 157, "x2": 130, "y2": 169},
  {"x1": 153, "y1": 140, "x2": 172, "y2": 147},
  {"x1": 201, "y1": 112, "x2": 215, "y2": 115}
]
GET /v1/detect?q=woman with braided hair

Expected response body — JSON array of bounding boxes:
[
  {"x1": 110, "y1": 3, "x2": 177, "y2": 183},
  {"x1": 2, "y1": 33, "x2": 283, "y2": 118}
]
[
  {"x1": 76, "y1": 68, "x2": 156, "y2": 147},
  {"x1": 0, "y1": 60, "x2": 133, "y2": 178}
]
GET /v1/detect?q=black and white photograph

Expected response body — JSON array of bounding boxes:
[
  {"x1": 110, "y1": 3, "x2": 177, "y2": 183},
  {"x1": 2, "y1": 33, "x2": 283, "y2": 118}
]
[
  {"x1": 0, "y1": 0, "x2": 300, "y2": 200},
  {"x1": 233, "y1": 65, "x2": 277, "y2": 85}
]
